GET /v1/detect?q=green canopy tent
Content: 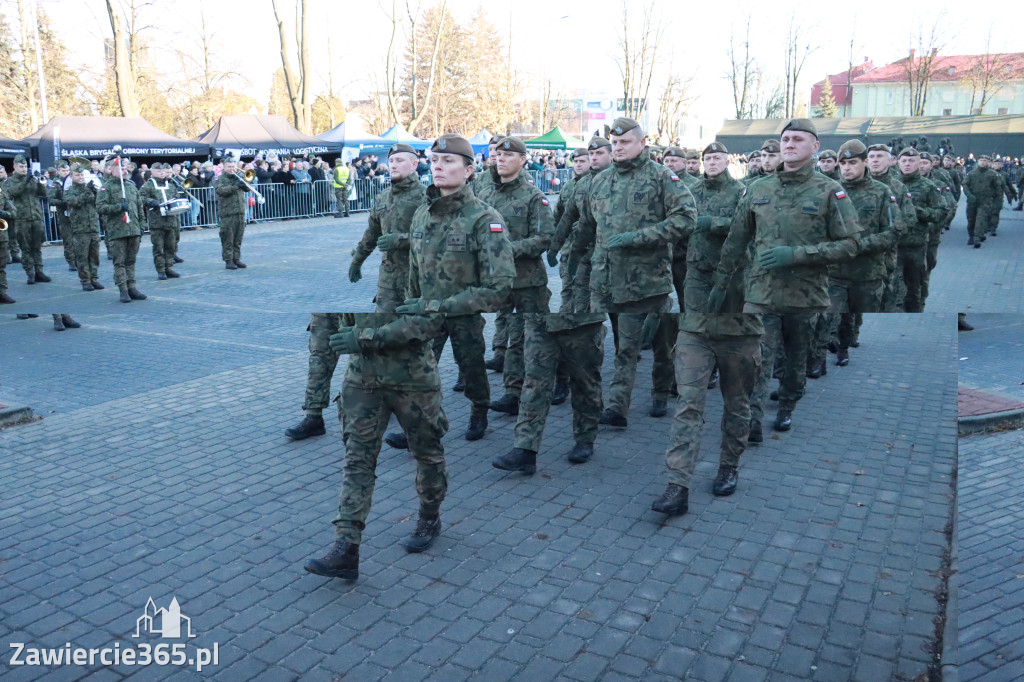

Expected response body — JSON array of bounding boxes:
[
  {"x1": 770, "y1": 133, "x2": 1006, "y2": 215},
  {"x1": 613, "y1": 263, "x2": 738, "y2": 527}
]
[{"x1": 524, "y1": 126, "x2": 585, "y2": 150}]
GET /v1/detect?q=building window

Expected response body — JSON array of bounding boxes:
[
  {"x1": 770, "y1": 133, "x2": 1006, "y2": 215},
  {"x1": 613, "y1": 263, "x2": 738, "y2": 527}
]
[
  {"x1": 886, "y1": 90, "x2": 893, "y2": 104},
  {"x1": 942, "y1": 108, "x2": 952, "y2": 116},
  {"x1": 998, "y1": 107, "x2": 1008, "y2": 115}
]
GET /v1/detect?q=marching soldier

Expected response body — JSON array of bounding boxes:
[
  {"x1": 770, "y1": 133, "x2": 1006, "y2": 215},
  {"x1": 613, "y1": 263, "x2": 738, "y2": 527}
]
[
  {"x1": 963, "y1": 155, "x2": 1004, "y2": 248},
  {"x1": 140, "y1": 163, "x2": 183, "y2": 280},
  {"x1": 866, "y1": 144, "x2": 917, "y2": 312},
  {"x1": 477, "y1": 135, "x2": 509, "y2": 375},
  {"x1": 896, "y1": 148, "x2": 945, "y2": 310},
  {"x1": 5, "y1": 155, "x2": 51, "y2": 285},
  {"x1": 349, "y1": 144, "x2": 428, "y2": 312},
  {"x1": 755, "y1": 139, "x2": 781, "y2": 178},
  {"x1": 0, "y1": 179, "x2": 15, "y2": 303},
  {"x1": 97, "y1": 156, "x2": 146, "y2": 302},
  {"x1": 63, "y1": 163, "x2": 104, "y2": 292},
  {"x1": 46, "y1": 161, "x2": 76, "y2": 272},
  {"x1": 285, "y1": 314, "x2": 344, "y2": 441},
  {"x1": 332, "y1": 158, "x2": 352, "y2": 218},
  {"x1": 214, "y1": 158, "x2": 248, "y2": 269},
  {"x1": 662, "y1": 146, "x2": 700, "y2": 308}
]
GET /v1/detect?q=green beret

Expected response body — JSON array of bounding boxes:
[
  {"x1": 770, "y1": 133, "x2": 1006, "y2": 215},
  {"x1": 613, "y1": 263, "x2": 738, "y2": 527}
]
[
  {"x1": 431, "y1": 133, "x2": 475, "y2": 161},
  {"x1": 703, "y1": 142, "x2": 728, "y2": 156},
  {"x1": 897, "y1": 147, "x2": 919, "y2": 158},
  {"x1": 388, "y1": 143, "x2": 417, "y2": 157},
  {"x1": 488, "y1": 135, "x2": 502, "y2": 146},
  {"x1": 13, "y1": 154, "x2": 27, "y2": 164},
  {"x1": 977, "y1": 154, "x2": 992, "y2": 161},
  {"x1": 761, "y1": 139, "x2": 780, "y2": 153},
  {"x1": 663, "y1": 146, "x2": 685, "y2": 159},
  {"x1": 918, "y1": 152, "x2": 932, "y2": 161},
  {"x1": 610, "y1": 117, "x2": 641, "y2": 136},
  {"x1": 682, "y1": 149, "x2": 699, "y2": 160},
  {"x1": 817, "y1": 149, "x2": 837, "y2": 160},
  {"x1": 496, "y1": 136, "x2": 527, "y2": 154},
  {"x1": 747, "y1": 150, "x2": 761, "y2": 159},
  {"x1": 587, "y1": 137, "x2": 611, "y2": 152},
  {"x1": 866, "y1": 143, "x2": 891, "y2": 154},
  {"x1": 572, "y1": 147, "x2": 589, "y2": 160},
  {"x1": 56, "y1": 160, "x2": 69, "y2": 169},
  {"x1": 781, "y1": 117, "x2": 818, "y2": 138},
  {"x1": 837, "y1": 140, "x2": 867, "y2": 160},
  {"x1": 69, "y1": 163, "x2": 86, "y2": 173}
]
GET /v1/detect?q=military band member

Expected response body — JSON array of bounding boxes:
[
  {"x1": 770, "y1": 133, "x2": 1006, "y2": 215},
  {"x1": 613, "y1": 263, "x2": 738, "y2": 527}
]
[
  {"x1": 5, "y1": 155, "x2": 50, "y2": 284},
  {"x1": 140, "y1": 163, "x2": 183, "y2": 280},
  {"x1": 97, "y1": 156, "x2": 146, "y2": 302},
  {"x1": 215, "y1": 158, "x2": 248, "y2": 269},
  {"x1": 46, "y1": 161, "x2": 76, "y2": 271},
  {"x1": 0, "y1": 180, "x2": 15, "y2": 303},
  {"x1": 0, "y1": 165, "x2": 18, "y2": 264},
  {"x1": 63, "y1": 163, "x2": 104, "y2": 292}
]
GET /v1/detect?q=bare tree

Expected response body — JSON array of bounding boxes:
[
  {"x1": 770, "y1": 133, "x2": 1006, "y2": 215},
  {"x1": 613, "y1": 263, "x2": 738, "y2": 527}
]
[
  {"x1": 655, "y1": 71, "x2": 696, "y2": 141},
  {"x1": 405, "y1": 0, "x2": 447, "y2": 134},
  {"x1": 270, "y1": 0, "x2": 313, "y2": 132},
  {"x1": 617, "y1": 0, "x2": 664, "y2": 120},
  {"x1": 725, "y1": 15, "x2": 757, "y2": 119},
  {"x1": 961, "y1": 28, "x2": 1018, "y2": 114},
  {"x1": 782, "y1": 13, "x2": 818, "y2": 118},
  {"x1": 904, "y1": 17, "x2": 945, "y2": 116},
  {"x1": 105, "y1": 0, "x2": 139, "y2": 116}
]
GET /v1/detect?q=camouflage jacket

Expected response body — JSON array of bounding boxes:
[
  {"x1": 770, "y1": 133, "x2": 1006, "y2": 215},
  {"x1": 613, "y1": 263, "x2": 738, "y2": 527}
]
[
  {"x1": 552, "y1": 172, "x2": 586, "y2": 254},
  {"x1": 672, "y1": 173, "x2": 701, "y2": 261},
  {"x1": 550, "y1": 168, "x2": 599, "y2": 255},
  {"x1": 4, "y1": 172, "x2": 47, "y2": 222},
  {"x1": 944, "y1": 165, "x2": 963, "y2": 201},
  {"x1": 96, "y1": 175, "x2": 144, "y2": 239},
  {"x1": 473, "y1": 165, "x2": 553, "y2": 289},
  {"x1": 45, "y1": 178, "x2": 70, "y2": 225},
  {"x1": 963, "y1": 167, "x2": 1004, "y2": 203},
  {"x1": 817, "y1": 167, "x2": 841, "y2": 182},
  {"x1": 925, "y1": 168, "x2": 957, "y2": 222},
  {"x1": 353, "y1": 174, "x2": 427, "y2": 290},
  {"x1": 742, "y1": 169, "x2": 764, "y2": 187},
  {"x1": 899, "y1": 171, "x2": 946, "y2": 243},
  {"x1": 714, "y1": 161, "x2": 862, "y2": 312},
  {"x1": 339, "y1": 313, "x2": 444, "y2": 391},
  {"x1": 0, "y1": 187, "x2": 14, "y2": 244},
  {"x1": 830, "y1": 174, "x2": 905, "y2": 282},
  {"x1": 870, "y1": 172, "x2": 920, "y2": 249},
  {"x1": 678, "y1": 312, "x2": 764, "y2": 338},
  {"x1": 997, "y1": 167, "x2": 1017, "y2": 201},
  {"x1": 687, "y1": 171, "x2": 745, "y2": 272},
  {"x1": 574, "y1": 154, "x2": 697, "y2": 309},
  {"x1": 214, "y1": 172, "x2": 246, "y2": 217},
  {"x1": 407, "y1": 183, "x2": 515, "y2": 314},
  {"x1": 526, "y1": 312, "x2": 607, "y2": 333},
  {"x1": 63, "y1": 182, "x2": 100, "y2": 235},
  {"x1": 139, "y1": 179, "x2": 184, "y2": 230}
]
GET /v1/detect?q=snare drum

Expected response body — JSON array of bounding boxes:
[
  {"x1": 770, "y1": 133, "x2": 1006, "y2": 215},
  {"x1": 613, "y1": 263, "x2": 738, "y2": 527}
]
[{"x1": 160, "y1": 198, "x2": 191, "y2": 217}]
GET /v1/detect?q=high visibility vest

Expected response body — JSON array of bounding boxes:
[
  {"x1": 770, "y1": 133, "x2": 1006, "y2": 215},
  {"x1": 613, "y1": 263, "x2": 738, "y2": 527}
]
[{"x1": 333, "y1": 166, "x2": 350, "y2": 188}]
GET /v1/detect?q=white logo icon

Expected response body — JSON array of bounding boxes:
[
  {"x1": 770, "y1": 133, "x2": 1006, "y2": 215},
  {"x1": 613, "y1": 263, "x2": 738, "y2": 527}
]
[{"x1": 133, "y1": 597, "x2": 196, "y2": 639}]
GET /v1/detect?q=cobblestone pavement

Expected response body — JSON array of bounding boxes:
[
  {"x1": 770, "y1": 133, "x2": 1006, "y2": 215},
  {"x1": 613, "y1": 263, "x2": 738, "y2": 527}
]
[
  {"x1": 0, "y1": 313, "x2": 956, "y2": 680},
  {"x1": 958, "y1": 428, "x2": 1024, "y2": 682},
  {"x1": 957, "y1": 314, "x2": 1024, "y2": 405},
  {"x1": 3, "y1": 197, "x2": 1023, "y2": 315}
]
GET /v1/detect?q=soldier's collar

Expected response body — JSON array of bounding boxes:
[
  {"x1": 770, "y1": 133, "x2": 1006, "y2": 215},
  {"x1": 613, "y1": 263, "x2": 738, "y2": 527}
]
[
  {"x1": 775, "y1": 161, "x2": 814, "y2": 184},
  {"x1": 392, "y1": 174, "x2": 419, "y2": 192},
  {"x1": 900, "y1": 170, "x2": 920, "y2": 181},
  {"x1": 841, "y1": 172, "x2": 870, "y2": 188},
  {"x1": 703, "y1": 171, "x2": 727, "y2": 187},
  {"x1": 613, "y1": 152, "x2": 648, "y2": 174},
  {"x1": 426, "y1": 183, "x2": 472, "y2": 213}
]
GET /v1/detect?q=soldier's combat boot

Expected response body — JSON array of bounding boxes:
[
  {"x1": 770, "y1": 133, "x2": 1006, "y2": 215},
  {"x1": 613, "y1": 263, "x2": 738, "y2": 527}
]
[
  {"x1": 453, "y1": 373, "x2": 465, "y2": 392},
  {"x1": 0, "y1": 292, "x2": 14, "y2": 304},
  {"x1": 974, "y1": 241, "x2": 981, "y2": 249},
  {"x1": 958, "y1": 318, "x2": 974, "y2": 331},
  {"x1": 712, "y1": 466, "x2": 738, "y2": 497},
  {"x1": 33, "y1": 270, "x2": 51, "y2": 283},
  {"x1": 127, "y1": 287, "x2": 147, "y2": 300},
  {"x1": 225, "y1": 261, "x2": 237, "y2": 270},
  {"x1": 649, "y1": 399, "x2": 668, "y2": 418},
  {"x1": 748, "y1": 419, "x2": 763, "y2": 443},
  {"x1": 836, "y1": 348, "x2": 850, "y2": 366},
  {"x1": 68, "y1": 263, "x2": 76, "y2": 271},
  {"x1": 304, "y1": 540, "x2": 359, "y2": 579},
  {"x1": 465, "y1": 412, "x2": 487, "y2": 441},
  {"x1": 61, "y1": 315, "x2": 81, "y2": 329},
  {"x1": 489, "y1": 394, "x2": 520, "y2": 415},
  {"x1": 708, "y1": 367, "x2": 719, "y2": 390},
  {"x1": 26, "y1": 272, "x2": 35, "y2": 285},
  {"x1": 651, "y1": 484, "x2": 688, "y2": 515},
  {"x1": 90, "y1": 280, "x2": 104, "y2": 290},
  {"x1": 119, "y1": 287, "x2": 131, "y2": 303},
  {"x1": 385, "y1": 431, "x2": 409, "y2": 449},
  {"x1": 52, "y1": 314, "x2": 65, "y2": 331},
  {"x1": 599, "y1": 408, "x2": 628, "y2": 428},
  {"x1": 234, "y1": 260, "x2": 247, "y2": 268},
  {"x1": 807, "y1": 359, "x2": 825, "y2": 379},
  {"x1": 82, "y1": 282, "x2": 94, "y2": 291},
  {"x1": 849, "y1": 339, "x2": 859, "y2": 348},
  {"x1": 492, "y1": 448, "x2": 537, "y2": 474},
  {"x1": 567, "y1": 442, "x2": 593, "y2": 464},
  {"x1": 403, "y1": 515, "x2": 441, "y2": 553},
  {"x1": 157, "y1": 271, "x2": 167, "y2": 280},
  {"x1": 173, "y1": 255, "x2": 184, "y2": 264},
  {"x1": 550, "y1": 380, "x2": 569, "y2": 405},
  {"x1": 165, "y1": 269, "x2": 180, "y2": 278},
  {"x1": 485, "y1": 354, "x2": 505, "y2": 372},
  {"x1": 285, "y1": 414, "x2": 326, "y2": 440},
  {"x1": 773, "y1": 409, "x2": 793, "y2": 432}
]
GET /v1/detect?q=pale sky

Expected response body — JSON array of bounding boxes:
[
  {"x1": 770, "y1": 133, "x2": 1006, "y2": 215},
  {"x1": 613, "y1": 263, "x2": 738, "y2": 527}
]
[{"x1": 14, "y1": 0, "x2": 1017, "y2": 130}]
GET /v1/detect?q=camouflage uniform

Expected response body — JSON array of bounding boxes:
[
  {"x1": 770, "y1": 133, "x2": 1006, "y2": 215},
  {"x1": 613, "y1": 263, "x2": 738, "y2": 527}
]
[
  {"x1": 474, "y1": 165, "x2": 554, "y2": 398},
  {"x1": 963, "y1": 165, "x2": 1004, "y2": 243},
  {"x1": 332, "y1": 313, "x2": 449, "y2": 545},
  {"x1": 898, "y1": 170, "x2": 945, "y2": 311},
  {"x1": 921, "y1": 166, "x2": 956, "y2": 301},
  {"x1": 407, "y1": 183, "x2": 516, "y2": 417},
  {"x1": 683, "y1": 170, "x2": 745, "y2": 313},
  {"x1": 665, "y1": 313, "x2": 763, "y2": 488},
  {"x1": 0, "y1": 187, "x2": 14, "y2": 298},
  {"x1": 671, "y1": 172, "x2": 701, "y2": 310},
  {"x1": 46, "y1": 175, "x2": 75, "y2": 269},
  {"x1": 140, "y1": 176, "x2": 184, "y2": 275},
  {"x1": 64, "y1": 182, "x2": 101, "y2": 286},
  {"x1": 352, "y1": 174, "x2": 427, "y2": 311},
  {"x1": 513, "y1": 314, "x2": 606, "y2": 452},
  {"x1": 871, "y1": 170, "x2": 917, "y2": 312},
  {"x1": 303, "y1": 314, "x2": 344, "y2": 416},
  {"x1": 214, "y1": 171, "x2": 247, "y2": 264},
  {"x1": 553, "y1": 171, "x2": 587, "y2": 313},
  {"x1": 550, "y1": 167, "x2": 600, "y2": 312},
  {"x1": 4, "y1": 171, "x2": 48, "y2": 280},
  {"x1": 96, "y1": 174, "x2": 145, "y2": 291}
]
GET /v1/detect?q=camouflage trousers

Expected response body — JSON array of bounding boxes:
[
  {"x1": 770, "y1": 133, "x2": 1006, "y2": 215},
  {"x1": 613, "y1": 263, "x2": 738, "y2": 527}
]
[
  {"x1": 108, "y1": 235, "x2": 141, "y2": 289},
  {"x1": 966, "y1": 199, "x2": 1000, "y2": 240},
  {"x1": 14, "y1": 220, "x2": 44, "y2": 276},
  {"x1": 150, "y1": 227, "x2": 176, "y2": 274},
  {"x1": 7, "y1": 231, "x2": 19, "y2": 259},
  {"x1": 665, "y1": 332, "x2": 760, "y2": 489},
  {"x1": 746, "y1": 310, "x2": 813, "y2": 417},
  {"x1": 501, "y1": 287, "x2": 551, "y2": 397},
  {"x1": 558, "y1": 250, "x2": 573, "y2": 313},
  {"x1": 0, "y1": 241, "x2": 7, "y2": 293},
  {"x1": 833, "y1": 313, "x2": 863, "y2": 350},
  {"x1": 828, "y1": 278, "x2": 884, "y2": 314},
  {"x1": 514, "y1": 317, "x2": 605, "y2": 453},
  {"x1": 332, "y1": 382, "x2": 448, "y2": 544},
  {"x1": 921, "y1": 227, "x2": 943, "y2": 305},
  {"x1": 374, "y1": 286, "x2": 404, "y2": 313},
  {"x1": 606, "y1": 308, "x2": 676, "y2": 416},
  {"x1": 73, "y1": 232, "x2": 100, "y2": 284},
  {"x1": 882, "y1": 265, "x2": 904, "y2": 312},
  {"x1": 897, "y1": 245, "x2": 926, "y2": 313},
  {"x1": 490, "y1": 310, "x2": 511, "y2": 357},
  {"x1": 570, "y1": 258, "x2": 592, "y2": 313},
  {"x1": 302, "y1": 313, "x2": 344, "y2": 414},
  {"x1": 219, "y1": 214, "x2": 245, "y2": 262},
  {"x1": 432, "y1": 314, "x2": 490, "y2": 415},
  {"x1": 57, "y1": 217, "x2": 75, "y2": 267},
  {"x1": 806, "y1": 313, "x2": 834, "y2": 368},
  {"x1": 683, "y1": 267, "x2": 715, "y2": 314}
]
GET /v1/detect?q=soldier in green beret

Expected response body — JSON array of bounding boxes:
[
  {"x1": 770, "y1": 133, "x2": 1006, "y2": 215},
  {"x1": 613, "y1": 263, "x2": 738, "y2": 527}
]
[
  {"x1": 63, "y1": 164, "x2": 104, "y2": 292},
  {"x1": 97, "y1": 156, "x2": 147, "y2": 302},
  {"x1": 896, "y1": 147, "x2": 945, "y2": 311},
  {"x1": 0, "y1": 178, "x2": 16, "y2": 303},
  {"x1": 744, "y1": 150, "x2": 763, "y2": 184},
  {"x1": 140, "y1": 163, "x2": 184, "y2": 280},
  {"x1": 963, "y1": 154, "x2": 1005, "y2": 248},
  {"x1": 917, "y1": 152, "x2": 957, "y2": 302},
  {"x1": 47, "y1": 161, "x2": 76, "y2": 272},
  {"x1": 662, "y1": 146, "x2": 700, "y2": 308},
  {"x1": 816, "y1": 150, "x2": 839, "y2": 181},
  {"x1": 215, "y1": 157, "x2": 249, "y2": 270},
  {"x1": 684, "y1": 148, "x2": 701, "y2": 178},
  {"x1": 477, "y1": 135, "x2": 511, "y2": 378},
  {"x1": 758, "y1": 139, "x2": 781, "y2": 175},
  {"x1": 5, "y1": 154, "x2": 51, "y2": 284}
]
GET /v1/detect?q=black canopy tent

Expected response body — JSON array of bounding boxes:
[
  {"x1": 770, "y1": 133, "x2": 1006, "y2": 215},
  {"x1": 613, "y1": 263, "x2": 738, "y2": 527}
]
[
  {"x1": 196, "y1": 114, "x2": 341, "y2": 160},
  {"x1": 0, "y1": 135, "x2": 30, "y2": 159},
  {"x1": 21, "y1": 116, "x2": 210, "y2": 169}
]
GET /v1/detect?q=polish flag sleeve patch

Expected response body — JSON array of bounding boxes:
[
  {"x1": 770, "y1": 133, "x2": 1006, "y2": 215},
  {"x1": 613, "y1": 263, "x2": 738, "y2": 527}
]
[
  {"x1": 835, "y1": 190, "x2": 847, "y2": 200},
  {"x1": 490, "y1": 223, "x2": 503, "y2": 232}
]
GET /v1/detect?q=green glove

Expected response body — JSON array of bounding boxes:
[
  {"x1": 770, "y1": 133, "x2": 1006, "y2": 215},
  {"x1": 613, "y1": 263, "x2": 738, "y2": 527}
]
[
  {"x1": 641, "y1": 315, "x2": 660, "y2": 347},
  {"x1": 348, "y1": 262, "x2": 362, "y2": 283},
  {"x1": 696, "y1": 215, "x2": 712, "y2": 231},
  {"x1": 395, "y1": 298, "x2": 427, "y2": 314},
  {"x1": 705, "y1": 286, "x2": 727, "y2": 313},
  {"x1": 546, "y1": 250, "x2": 559, "y2": 268},
  {"x1": 566, "y1": 252, "x2": 582, "y2": 280},
  {"x1": 329, "y1": 327, "x2": 361, "y2": 354},
  {"x1": 376, "y1": 234, "x2": 401, "y2": 251},
  {"x1": 606, "y1": 231, "x2": 640, "y2": 249},
  {"x1": 759, "y1": 246, "x2": 797, "y2": 270}
]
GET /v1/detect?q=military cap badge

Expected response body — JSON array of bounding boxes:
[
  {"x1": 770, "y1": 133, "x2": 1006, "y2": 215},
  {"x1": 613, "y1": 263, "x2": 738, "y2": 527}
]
[
  {"x1": 614, "y1": 126, "x2": 623, "y2": 134},
  {"x1": 438, "y1": 138, "x2": 447, "y2": 151},
  {"x1": 503, "y1": 140, "x2": 511, "y2": 150}
]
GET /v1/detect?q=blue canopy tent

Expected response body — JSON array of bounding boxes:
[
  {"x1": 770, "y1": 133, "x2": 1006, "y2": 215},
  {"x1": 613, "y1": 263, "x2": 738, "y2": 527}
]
[
  {"x1": 468, "y1": 129, "x2": 493, "y2": 154},
  {"x1": 380, "y1": 125, "x2": 432, "y2": 150},
  {"x1": 317, "y1": 120, "x2": 392, "y2": 160}
]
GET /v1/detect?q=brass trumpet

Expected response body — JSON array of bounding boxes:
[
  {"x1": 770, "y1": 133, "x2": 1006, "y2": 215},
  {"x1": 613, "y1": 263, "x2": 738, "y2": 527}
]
[
  {"x1": 232, "y1": 169, "x2": 265, "y2": 204},
  {"x1": 181, "y1": 176, "x2": 195, "y2": 190}
]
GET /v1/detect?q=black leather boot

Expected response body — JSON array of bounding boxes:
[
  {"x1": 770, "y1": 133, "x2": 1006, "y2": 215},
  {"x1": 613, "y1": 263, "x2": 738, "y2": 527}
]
[
  {"x1": 492, "y1": 448, "x2": 537, "y2": 474},
  {"x1": 465, "y1": 412, "x2": 487, "y2": 441},
  {"x1": 651, "y1": 484, "x2": 688, "y2": 515},
  {"x1": 285, "y1": 414, "x2": 326, "y2": 440},
  {"x1": 304, "y1": 541, "x2": 359, "y2": 579},
  {"x1": 550, "y1": 380, "x2": 569, "y2": 406},
  {"x1": 567, "y1": 442, "x2": 593, "y2": 464},
  {"x1": 712, "y1": 466, "x2": 738, "y2": 496},
  {"x1": 403, "y1": 515, "x2": 441, "y2": 553}
]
